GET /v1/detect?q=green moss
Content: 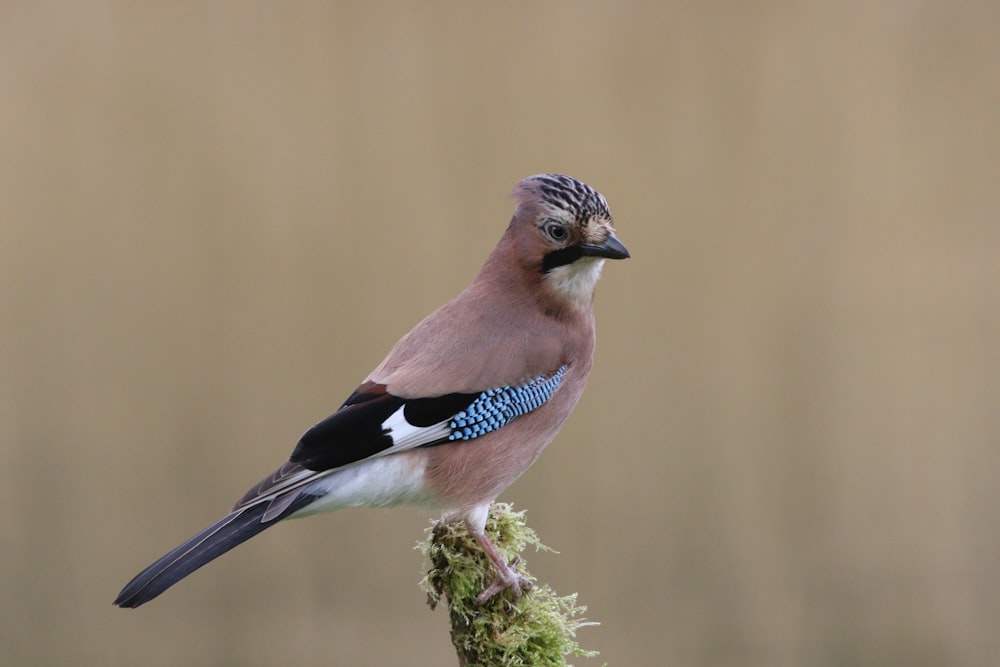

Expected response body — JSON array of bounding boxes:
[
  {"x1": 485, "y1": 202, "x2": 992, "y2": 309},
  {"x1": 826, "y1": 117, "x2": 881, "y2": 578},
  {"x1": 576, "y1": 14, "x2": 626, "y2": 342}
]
[{"x1": 419, "y1": 503, "x2": 600, "y2": 667}]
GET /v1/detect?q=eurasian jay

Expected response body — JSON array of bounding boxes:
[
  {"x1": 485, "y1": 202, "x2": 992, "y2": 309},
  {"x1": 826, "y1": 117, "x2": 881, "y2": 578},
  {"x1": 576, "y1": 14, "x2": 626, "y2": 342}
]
[{"x1": 114, "y1": 173, "x2": 629, "y2": 608}]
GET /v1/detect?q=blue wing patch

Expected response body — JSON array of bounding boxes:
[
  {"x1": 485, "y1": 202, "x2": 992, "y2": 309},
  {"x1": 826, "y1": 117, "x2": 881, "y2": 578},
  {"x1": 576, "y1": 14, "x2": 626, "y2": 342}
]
[{"x1": 448, "y1": 365, "x2": 568, "y2": 441}]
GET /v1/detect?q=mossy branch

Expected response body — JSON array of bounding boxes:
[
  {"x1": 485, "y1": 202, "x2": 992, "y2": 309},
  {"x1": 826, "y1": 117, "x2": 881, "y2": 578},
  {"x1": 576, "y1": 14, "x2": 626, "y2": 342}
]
[{"x1": 419, "y1": 503, "x2": 600, "y2": 667}]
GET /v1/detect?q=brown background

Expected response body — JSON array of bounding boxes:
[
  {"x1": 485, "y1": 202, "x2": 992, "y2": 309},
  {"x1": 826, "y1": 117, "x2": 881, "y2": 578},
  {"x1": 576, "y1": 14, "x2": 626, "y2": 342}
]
[{"x1": 3, "y1": 3, "x2": 999, "y2": 665}]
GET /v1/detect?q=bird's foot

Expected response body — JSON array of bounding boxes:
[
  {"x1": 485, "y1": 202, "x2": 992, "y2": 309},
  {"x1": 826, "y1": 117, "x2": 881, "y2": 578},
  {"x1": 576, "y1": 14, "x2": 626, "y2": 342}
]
[
  {"x1": 465, "y1": 516, "x2": 534, "y2": 605},
  {"x1": 476, "y1": 555, "x2": 533, "y2": 605}
]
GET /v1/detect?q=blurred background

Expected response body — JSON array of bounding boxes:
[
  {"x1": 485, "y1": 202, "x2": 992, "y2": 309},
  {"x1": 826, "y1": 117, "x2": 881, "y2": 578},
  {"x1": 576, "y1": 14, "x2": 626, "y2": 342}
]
[{"x1": 2, "y1": 2, "x2": 999, "y2": 665}]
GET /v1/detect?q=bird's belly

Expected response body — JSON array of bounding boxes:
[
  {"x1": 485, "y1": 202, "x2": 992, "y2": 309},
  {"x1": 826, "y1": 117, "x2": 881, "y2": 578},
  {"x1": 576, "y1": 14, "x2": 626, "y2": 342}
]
[
  {"x1": 290, "y1": 452, "x2": 435, "y2": 517},
  {"x1": 422, "y1": 404, "x2": 569, "y2": 510}
]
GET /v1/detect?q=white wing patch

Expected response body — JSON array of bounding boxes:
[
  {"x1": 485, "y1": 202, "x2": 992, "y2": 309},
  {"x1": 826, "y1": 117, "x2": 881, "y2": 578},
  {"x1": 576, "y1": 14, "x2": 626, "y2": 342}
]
[{"x1": 381, "y1": 405, "x2": 452, "y2": 450}]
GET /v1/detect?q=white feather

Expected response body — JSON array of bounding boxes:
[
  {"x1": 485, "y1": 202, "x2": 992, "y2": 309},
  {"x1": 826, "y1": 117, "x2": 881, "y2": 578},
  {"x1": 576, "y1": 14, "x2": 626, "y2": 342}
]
[
  {"x1": 545, "y1": 256, "x2": 605, "y2": 309},
  {"x1": 290, "y1": 456, "x2": 432, "y2": 516},
  {"x1": 381, "y1": 404, "x2": 452, "y2": 449}
]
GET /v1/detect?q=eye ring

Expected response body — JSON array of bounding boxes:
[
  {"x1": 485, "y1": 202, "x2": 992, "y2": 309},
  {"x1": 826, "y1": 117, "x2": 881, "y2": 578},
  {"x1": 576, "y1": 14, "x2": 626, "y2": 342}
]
[{"x1": 544, "y1": 222, "x2": 568, "y2": 241}]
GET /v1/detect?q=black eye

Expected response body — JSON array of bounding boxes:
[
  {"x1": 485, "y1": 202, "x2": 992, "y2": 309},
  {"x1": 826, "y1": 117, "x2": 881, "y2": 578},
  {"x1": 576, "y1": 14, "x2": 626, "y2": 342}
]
[{"x1": 545, "y1": 222, "x2": 568, "y2": 241}]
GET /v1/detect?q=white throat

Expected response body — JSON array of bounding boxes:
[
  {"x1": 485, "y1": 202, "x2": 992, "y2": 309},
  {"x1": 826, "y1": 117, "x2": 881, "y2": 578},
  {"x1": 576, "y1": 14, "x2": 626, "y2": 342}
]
[{"x1": 545, "y1": 257, "x2": 605, "y2": 310}]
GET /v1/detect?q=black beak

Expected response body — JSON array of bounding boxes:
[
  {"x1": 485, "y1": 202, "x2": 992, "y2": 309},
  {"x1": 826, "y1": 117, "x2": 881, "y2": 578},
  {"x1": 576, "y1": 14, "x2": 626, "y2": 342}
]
[
  {"x1": 541, "y1": 233, "x2": 631, "y2": 272},
  {"x1": 580, "y1": 233, "x2": 630, "y2": 260}
]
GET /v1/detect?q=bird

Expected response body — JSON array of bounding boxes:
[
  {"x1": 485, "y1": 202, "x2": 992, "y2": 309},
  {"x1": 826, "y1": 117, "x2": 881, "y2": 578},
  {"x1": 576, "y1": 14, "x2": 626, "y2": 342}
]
[{"x1": 113, "y1": 173, "x2": 629, "y2": 608}]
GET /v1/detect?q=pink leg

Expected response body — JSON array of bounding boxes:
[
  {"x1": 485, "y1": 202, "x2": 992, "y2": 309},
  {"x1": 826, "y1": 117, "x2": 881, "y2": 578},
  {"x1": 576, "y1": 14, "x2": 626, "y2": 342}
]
[{"x1": 468, "y1": 521, "x2": 533, "y2": 605}]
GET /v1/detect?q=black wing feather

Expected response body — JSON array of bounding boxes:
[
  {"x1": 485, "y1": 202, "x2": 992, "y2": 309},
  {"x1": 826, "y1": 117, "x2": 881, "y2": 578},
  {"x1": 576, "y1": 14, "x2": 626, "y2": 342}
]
[
  {"x1": 403, "y1": 391, "x2": 480, "y2": 427},
  {"x1": 290, "y1": 382, "x2": 403, "y2": 470},
  {"x1": 289, "y1": 381, "x2": 481, "y2": 472}
]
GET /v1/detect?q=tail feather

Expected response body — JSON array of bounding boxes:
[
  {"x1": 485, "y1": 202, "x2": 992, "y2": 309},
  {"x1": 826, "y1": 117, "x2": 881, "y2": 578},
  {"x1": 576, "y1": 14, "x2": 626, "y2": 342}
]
[{"x1": 114, "y1": 494, "x2": 313, "y2": 608}]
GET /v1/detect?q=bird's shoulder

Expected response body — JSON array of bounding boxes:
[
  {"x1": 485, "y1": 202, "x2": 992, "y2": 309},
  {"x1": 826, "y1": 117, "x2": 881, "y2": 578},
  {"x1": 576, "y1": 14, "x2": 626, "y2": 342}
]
[{"x1": 369, "y1": 282, "x2": 588, "y2": 398}]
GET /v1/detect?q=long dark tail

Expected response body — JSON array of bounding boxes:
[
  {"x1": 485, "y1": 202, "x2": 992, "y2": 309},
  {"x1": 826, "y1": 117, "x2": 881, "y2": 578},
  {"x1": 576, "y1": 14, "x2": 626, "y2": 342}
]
[{"x1": 114, "y1": 494, "x2": 312, "y2": 608}]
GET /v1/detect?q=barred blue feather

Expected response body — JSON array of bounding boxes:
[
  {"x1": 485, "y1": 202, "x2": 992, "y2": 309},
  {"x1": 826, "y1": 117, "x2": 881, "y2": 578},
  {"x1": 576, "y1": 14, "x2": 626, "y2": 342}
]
[{"x1": 448, "y1": 366, "x2": 569, "y2": 441}]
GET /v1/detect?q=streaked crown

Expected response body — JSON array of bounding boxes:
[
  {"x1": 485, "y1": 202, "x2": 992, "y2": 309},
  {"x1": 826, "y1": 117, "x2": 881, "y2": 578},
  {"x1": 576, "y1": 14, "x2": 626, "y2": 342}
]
[{"x1": 513, "y1": 174, "x2": 612, "y2": 228}]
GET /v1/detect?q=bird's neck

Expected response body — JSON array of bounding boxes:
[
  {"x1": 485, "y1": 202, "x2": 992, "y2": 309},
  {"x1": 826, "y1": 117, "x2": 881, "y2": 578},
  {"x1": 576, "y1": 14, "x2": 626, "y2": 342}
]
[
  {"x1": 474, "y1": 237, "x2": 598, "y2": 322},
  {"x1": 541, "y1": 257, "x2": 604, "y2": 315}
]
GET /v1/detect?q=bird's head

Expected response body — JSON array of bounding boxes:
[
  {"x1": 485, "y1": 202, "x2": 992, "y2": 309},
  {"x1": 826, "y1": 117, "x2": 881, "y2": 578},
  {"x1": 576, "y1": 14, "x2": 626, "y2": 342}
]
[{"x1": 509, "y1": 174, "x2": 630, "y2": 312}]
